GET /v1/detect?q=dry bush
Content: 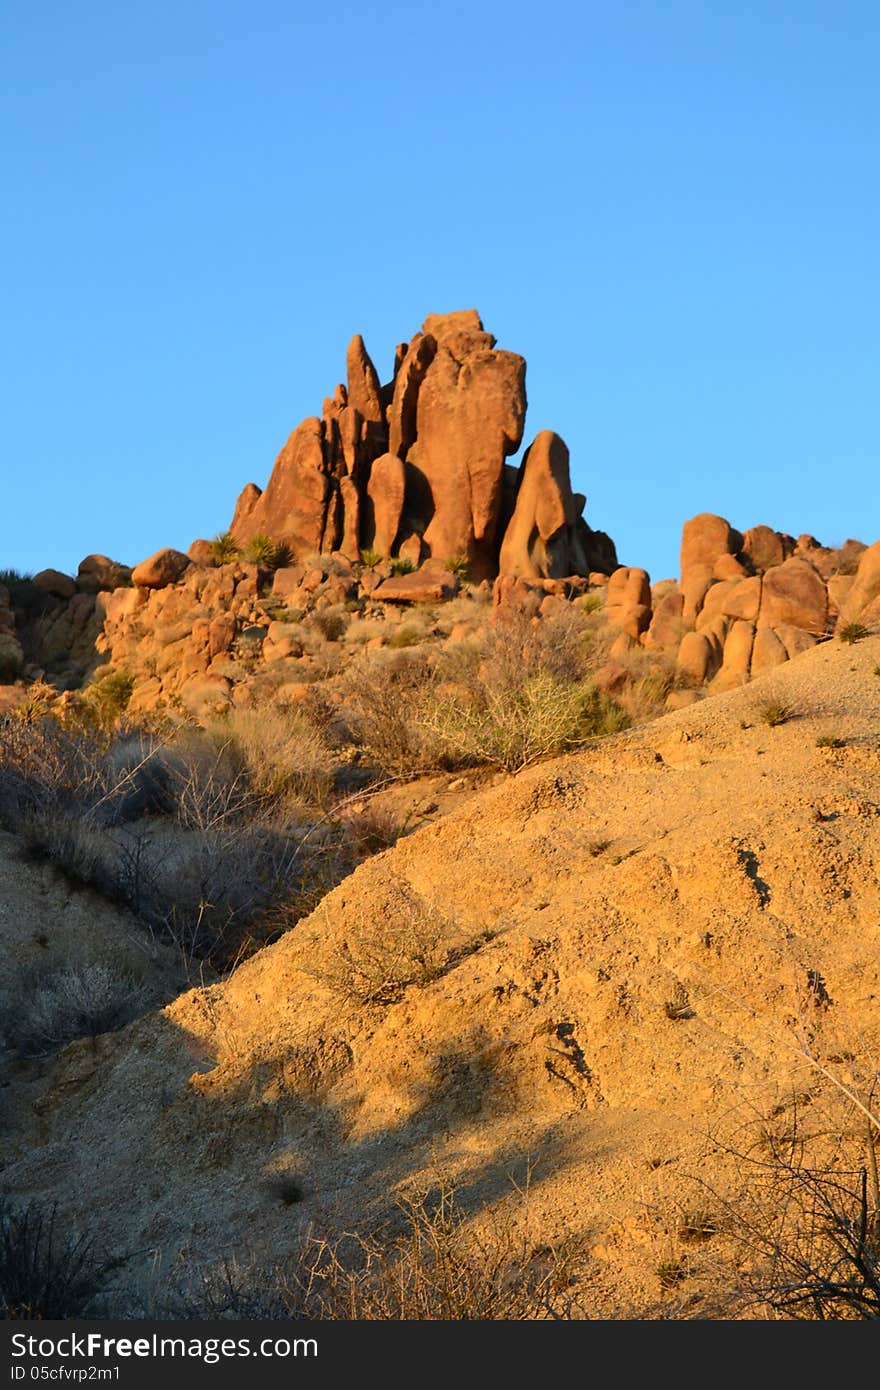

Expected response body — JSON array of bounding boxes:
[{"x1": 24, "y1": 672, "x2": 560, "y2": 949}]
[
  {"x1": 300, "y1": 1182, "x2": 581, "y2": 1319},
  {"x1": 199, "y1": 705, "x2": 335, "y2": 812},
  {"x1": 474, "y1": 606, "x2": 603, "y2": 689},
  {"x1": 0, "y1": 1200, "x2": 126, "y2": 1319},
  {"x1": 312, "y1": 900, "x2": 450, "y2": 1007},
  {"x1": 340, "y1": 650, "x2": 447, "y2": 777},
  {"x1": 161, "y1": 1180, "x2": 583, "y2": 1320},
  {"x1": 718, "y1": 1101, "x2": 880, "y2": 1319},
  {"x1": 2, "y1": 959, "x2": 155, "y2": 1059},
  {"x1": 422, "y1": 672, "x2": 628, "y2": 773}
]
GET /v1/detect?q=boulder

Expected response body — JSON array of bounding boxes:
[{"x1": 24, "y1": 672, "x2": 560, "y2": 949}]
[
  {"x1": 131, "y1": 548, "x2": 193, "y2": 590},
  {"x1": 741, "y1": 525, "x2": 790, "y2": 572},
  {"x1": 644, "y1": 589, "x2": 684, "y2": 650},
  {"x1": 720, "y1": 575, "x2": 762, "y2": 623},
  {"x1": 412, "y1": 322, "x2": 526, "y2": 580},
  {"x1": 498, "y1": 431, "x2": 612, "y2": 579},
  {"x1": 33, "y1": 568, "x2": 76, "y2": 600},
  {"x1": 757, "y1": 557, "x2": 828, "y2": 635},
  {"x1": 365, "y1": 453, "x2": 406, "y2": 557},
  {"x1": 231, "y1": 417, "x2": 332, "y2": 554},
  {"x1": 77, "y1": 555, "x2": 132, "y2": 593},
  {"x1": 838, "y1": 540, "x2": 880, "y2": 628},
  {"x1": 374, "y1": 564, "x2": 458, "y2": 604},
  {"x1": 712, "y1": 620, "x2": 755, "y2": 690},
  {"x1": 346, "y1": 334, "x2": 385, "y2": 428},
  {"x1": 750, "y1": 627, "x2": 789, "y2": 675},
  {"x1": 187, "y1": 539, "x2": 214, "y2": 566},
  {"x1": 680, "y1": 514, "x2": 742, "y2": 626},
  {"x1": 676, "y1": 631, "x2": 721, "y2": 684},
  {"x1": 606, "y1": 566, "x2": 652, "y2": 638}
]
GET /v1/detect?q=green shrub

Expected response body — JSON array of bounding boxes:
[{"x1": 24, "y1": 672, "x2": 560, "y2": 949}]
[
  {"x1": 210, "y1": 532, "x2": 240, "y2": 565},
  {"x1": 816, "y1": 734, "x2": 845, "y2": 749},
  {"x1": 758, "y1": 700, "x2": 793, "y2": 727},
  {"x1": 244, "y1": 533, "x2": 281, "y2": 568},
  {"x1": 85, "y1": 670, "x2": 134, "y2": 726},
  {"x1": 390, "y1": 557, "x2": 415, "y2": 576},
  {"x1": 838, "y1": 622, "x2": 870, "y2": 644},
  {"x1": 444, "y1": 555, "x2": 470, "y2": 581},
  {"x1": 360, "y1": 548, "x2": 384, "y2": 568}
]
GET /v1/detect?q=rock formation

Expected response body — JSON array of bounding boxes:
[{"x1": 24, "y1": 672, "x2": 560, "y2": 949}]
[{"x1": 228, "y1": 310, "x2": 615, "y2": 583}]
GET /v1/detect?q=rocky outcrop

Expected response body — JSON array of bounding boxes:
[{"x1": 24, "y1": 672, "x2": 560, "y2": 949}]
[
  {"x1": 498, "y1": 431, "x2": 618, "y2": 580},
  {"x1": 227, "y1": 311, "x2": 616, "y2": 583}
]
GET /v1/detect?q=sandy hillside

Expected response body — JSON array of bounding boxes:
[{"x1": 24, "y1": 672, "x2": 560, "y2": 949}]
[{"x1": 2, "y1": 634, "x2": 879, "y2": 1315}]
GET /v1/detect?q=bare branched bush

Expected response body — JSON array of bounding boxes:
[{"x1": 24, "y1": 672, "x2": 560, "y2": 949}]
[
  {"x1": 3, "y1": 960, "x2": 155, "y2": 1058},
  {"x1": 0, "y1": 1200, "x2": 125, "y2": 1320},
  {"x1": 707, "y1": 1089, "x2": 880, "y2": 1320},
  {"x1": 199, "y1": 706, "x2": 335, "y2": 812},
  {"x1": 340, "y1": 651, "x2": 447, "y2": 777},
  {"x1": 161, "y1": 1180, "x2": 583, "y2": 1320},
  {"x1": 313, "y1": 900, "x2": 450, "y2": 1006}
]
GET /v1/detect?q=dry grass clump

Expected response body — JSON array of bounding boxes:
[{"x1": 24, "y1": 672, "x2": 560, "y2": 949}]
[{"x1": 198, "y1": 705, "x2": 335, "y2": 812}]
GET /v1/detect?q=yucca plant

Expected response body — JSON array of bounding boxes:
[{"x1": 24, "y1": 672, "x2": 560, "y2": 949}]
[
  {"x1": 210, "y1": 532, "x2": 240, "y2": 565},
  {"x1": 244, "y1": 533, "x2": 279, "y2": 568},
  {"x1": 360, "y1": 548, "x2": 384, "y2": 568}
]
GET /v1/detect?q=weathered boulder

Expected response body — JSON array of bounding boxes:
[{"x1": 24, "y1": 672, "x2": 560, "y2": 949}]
[
  {"x1": 680, "y1": 514, "x2": 742, "y2": 627},
  {"x1": 131, "y1": 548, "x2": 193, "y2": 590},
  {"x1": 232, "y1": 417, "x2": 332, "y2": 555},
  {"x1": 757, "y1": 557, "x2": 828, "y2": 635},
  {"x1": 373, "y1": 564, "x2": 458, "y2": 604},
  {"x1": 606, "y1": 566, "x2": 652, "y2": 639},
  {"x1": 750, "y1": 626, "x2": 789, "y2": 675},
  {"x1": 720, "y1": 575, "x2": 762, "y2": 622},
  {"x1": 346, "y1": 334, "x2": 385, "y2": 428},
  {"x1": 33, "y1": 569, "x2": 76, "y2": 600},
  {"x1": 838, "y1": 540, "x2": 880, "y2": 628},
  {"x1": 412, "y1": 320, "x2": 526, "y2": 580},
  {"x1": 365, "y1": 453, "x2": 406, "y2": 557},
  {"x1": 187, "y1": 539, "x2": 215, "y2": 566},
  {"x1": 498, "y1": 431, "x2": 614, "y2": 580},
  {"x1": 741, "y1": 525, "x2": 790, "y2": 572},
  {"x1": 77, "y1": 555, "x2": 132, "y2": 593},
  {"x1": 712, "y1": 620, "x2": 755, "y2": 690},
  {"x1": 644, "y1": 589, "x2": 684, "y2": 649}
]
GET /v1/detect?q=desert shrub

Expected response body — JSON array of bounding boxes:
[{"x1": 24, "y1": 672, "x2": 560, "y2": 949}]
[
  {"x1": 360, "y1": 548, "x2": 383, "y2": 567},
  {"x1": 721, "y1": 1103, "x2": 880, "y2": 1319},
  {"x1": 0, "y1": 1200, "x2": 125, "y2": 1319},
  {"x1": 210, "y1": 532, "x2": 240, "y2": 565},
  {"x1": 311, "y1": 607, "x2": 348, "y2": 643},
  {"x1": 243, "y1": 532, "x2": 281, "y2": 567},
  {"x1": 838, "y1": 622, "x2": 870, "y2": 644},
  {"x1": 422, "y1": 673, "x2": 628, "y2": 773},
  {"x1": 389, "y1": 557, "x2": 415, "y2": 576},
  {"x1": 340, "y1": 651, "x2": 447, "y2": 777},
  {"x1": 314, "y1": 901, "x2": 449, "y2": 1007},
  {"x1": 444, "y1": 555, "x2": 470, "y2": 581},
  {"x1": 816, "y1": 734, "x2": 845, "y2": 749},
  {"x1": 758, "y1": 699, "x2": 793, "y2": 727},
  {"x1": 85, "y1": 669, "x2": 134, "y2": 727},
  {"x1": 473, "y1": 606, "x2": 602, "y2": 688},
  {"x1": 201, "y1": 705, "x2": 335, "y2": 812},
  {"x1": 3, "y1": 960, "x2": 154, "y2": 1058},
  {"x1": 388, "y1": 622, "x2": 425, "y2": 649}
]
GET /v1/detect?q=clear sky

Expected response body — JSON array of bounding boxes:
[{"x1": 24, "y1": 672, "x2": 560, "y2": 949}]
[{"x1": 2, "y1": 1, "x2": 878, "y2": 584}]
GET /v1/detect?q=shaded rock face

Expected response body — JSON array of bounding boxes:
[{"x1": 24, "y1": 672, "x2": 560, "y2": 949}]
[{"x1": 228, "y1": 311, "x2": 616, "y2": 581}]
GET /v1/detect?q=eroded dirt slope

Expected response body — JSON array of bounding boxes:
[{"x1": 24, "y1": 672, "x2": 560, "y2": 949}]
[{"x1": 3, "y1": 636, "x2": 879, "y2": 1315}]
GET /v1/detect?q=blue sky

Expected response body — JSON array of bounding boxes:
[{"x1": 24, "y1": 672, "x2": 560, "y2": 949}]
[{"x1": 2, "y1": 1, "x2": 878, "y2": 583}]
